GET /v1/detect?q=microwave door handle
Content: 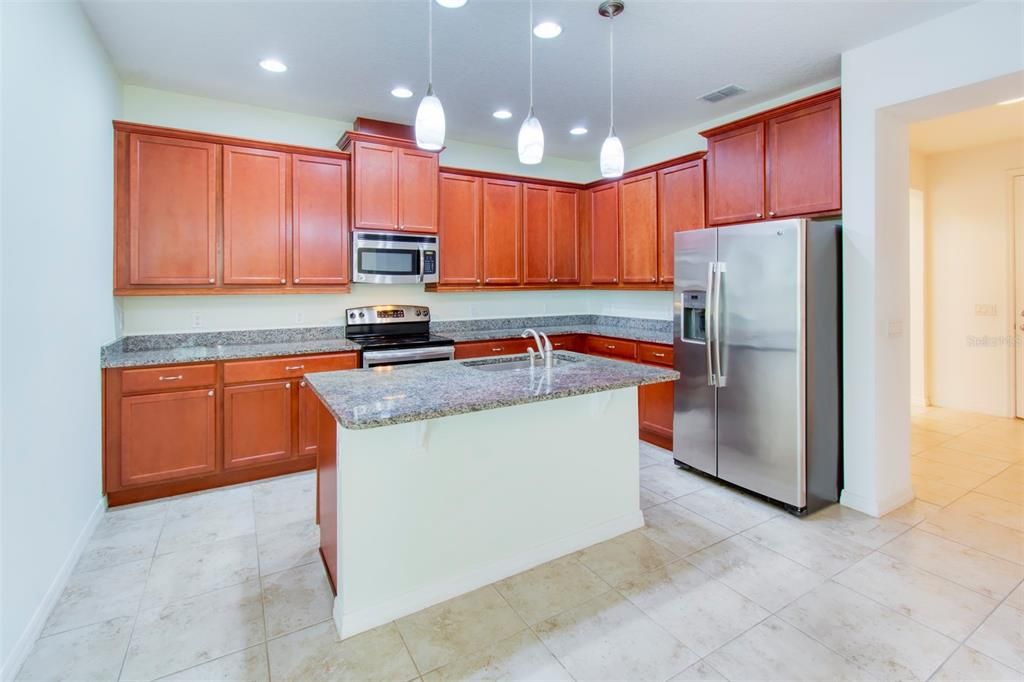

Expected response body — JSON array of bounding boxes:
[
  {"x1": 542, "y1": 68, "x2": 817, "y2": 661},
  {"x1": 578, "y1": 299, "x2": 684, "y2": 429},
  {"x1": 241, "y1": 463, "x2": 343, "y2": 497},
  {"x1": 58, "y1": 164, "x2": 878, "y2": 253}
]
[{"x1": 419, "y1": 248, "x2": 426, "y2": 283}]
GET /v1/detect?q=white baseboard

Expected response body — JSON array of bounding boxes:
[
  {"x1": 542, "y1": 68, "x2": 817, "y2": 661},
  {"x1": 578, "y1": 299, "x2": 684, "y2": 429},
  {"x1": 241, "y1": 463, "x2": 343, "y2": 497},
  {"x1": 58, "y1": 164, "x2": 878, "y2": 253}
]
[
  {"x1": 841, "y1": 484, "x2": 913, "y2": 518},
  {"x1": 0, "y1": 496, "x2": 106, "y2": 682},
  {"x1": 334, "y1": 511, "x2": 643, "y2": 640}
]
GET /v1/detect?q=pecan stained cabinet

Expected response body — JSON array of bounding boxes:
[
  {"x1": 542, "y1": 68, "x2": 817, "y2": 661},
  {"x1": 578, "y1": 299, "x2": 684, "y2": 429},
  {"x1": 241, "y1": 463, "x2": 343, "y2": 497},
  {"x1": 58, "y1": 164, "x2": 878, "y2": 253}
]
[
  {"x1": 438, "y1": 173, "x2": 482, "y2": 286},
  {"x1": 222, "y1": 146, "x2": 288, "y2": 285},
  {"x1": 657, "y1": 159, "x2": 706, "y2": 282},
  {"x1": 706, "y1": 122, "x2": 765, "y2": 226},
  {"x1": 589, "y1": 183, "x2": 620, "y2": 285},
  {"x1": 292, "y1": 154, "x2": 350, "y2": 285},
  {"x1": 523, "y1": 184, "x2": 580, "y2": 285},
  {"x1": 636, "y1": 343, "x2": 674, "y2": 449},
  {"x1": 344, "y1": 134, "x2": 439, "y2": 233},
  {"x1": 481, "y1": 179, "x2": 522, "y2": 285},
  {"x1": 618, "y1": 172, "x2": 658, "y2": 284}
]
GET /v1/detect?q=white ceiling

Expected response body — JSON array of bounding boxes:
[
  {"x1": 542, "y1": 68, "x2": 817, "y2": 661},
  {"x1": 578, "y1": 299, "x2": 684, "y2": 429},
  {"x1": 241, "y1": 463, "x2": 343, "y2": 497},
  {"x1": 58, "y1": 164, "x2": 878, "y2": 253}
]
[
  {"x1": 910, "y1": 100, "x2": 1024, "y2": 154},
  {"x1": 82, "y1": 0, "x2": 969, "y2": 161}
]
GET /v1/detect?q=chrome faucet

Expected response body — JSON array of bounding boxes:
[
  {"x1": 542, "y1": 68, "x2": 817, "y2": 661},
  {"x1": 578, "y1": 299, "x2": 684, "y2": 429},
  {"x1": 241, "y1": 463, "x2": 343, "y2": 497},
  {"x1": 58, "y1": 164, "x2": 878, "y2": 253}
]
[
  {"x1": 538, "y1": 332, "x2": 554, "y2": 368},
  {"x1": 522, "y1": 329, "x2": 554, "y2": 369}
]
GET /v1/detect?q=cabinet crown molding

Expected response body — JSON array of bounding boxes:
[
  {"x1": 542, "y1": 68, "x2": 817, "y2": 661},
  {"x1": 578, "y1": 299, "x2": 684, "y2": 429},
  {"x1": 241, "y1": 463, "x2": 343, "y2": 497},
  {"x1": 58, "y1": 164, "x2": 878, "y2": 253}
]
[
  {"x1": 112, "y1": 120, "x2": 350, "y2": 159},
  {"x1": 699, "y1": 87, "x2": 840, "y2": 139}
]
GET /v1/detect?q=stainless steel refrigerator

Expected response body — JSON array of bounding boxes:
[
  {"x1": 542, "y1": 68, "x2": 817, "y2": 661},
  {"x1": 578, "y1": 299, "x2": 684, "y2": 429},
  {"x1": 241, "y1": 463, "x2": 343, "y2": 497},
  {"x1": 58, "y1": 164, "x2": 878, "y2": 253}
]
[{"x1": 673, "y1": 217, "x2": 841, "y2": 514}]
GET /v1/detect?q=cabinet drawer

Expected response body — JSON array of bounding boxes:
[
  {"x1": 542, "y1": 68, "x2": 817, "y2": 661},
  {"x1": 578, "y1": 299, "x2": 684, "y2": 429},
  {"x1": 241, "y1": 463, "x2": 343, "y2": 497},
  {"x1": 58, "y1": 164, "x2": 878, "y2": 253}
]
[
  {"x1": 548, "y1": 334, "x2": 584, "y2": 352},
  {"x1": 223, "y1": 353, "x2": 358, "y2": 384},
  {"x1": 121, "y1": 363, "x2": 217, "y2": 394},
  {"x1": 454, "y1": 338, "x2": 534, "y2": 359},
  {"x1": 585, "y1": 336, "x2": 638, "y2": 360},
  {"x1": 638, "y1": 343, "x2": 673, "y2": 366}
]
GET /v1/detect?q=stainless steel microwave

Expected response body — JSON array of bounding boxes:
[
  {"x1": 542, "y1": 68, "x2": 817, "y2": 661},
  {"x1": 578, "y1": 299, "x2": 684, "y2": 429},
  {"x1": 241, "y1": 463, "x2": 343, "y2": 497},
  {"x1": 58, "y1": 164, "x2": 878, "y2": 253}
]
[{"x1": 351, "y1": 231, "x2": 439, "y2": 284}]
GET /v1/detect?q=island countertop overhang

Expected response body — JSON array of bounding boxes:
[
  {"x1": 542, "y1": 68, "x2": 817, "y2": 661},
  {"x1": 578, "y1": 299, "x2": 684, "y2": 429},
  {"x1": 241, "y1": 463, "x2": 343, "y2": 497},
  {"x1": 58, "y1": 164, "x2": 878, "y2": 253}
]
[{"x1": 305, "y1": 351, "x2": 679, "y2": 430}]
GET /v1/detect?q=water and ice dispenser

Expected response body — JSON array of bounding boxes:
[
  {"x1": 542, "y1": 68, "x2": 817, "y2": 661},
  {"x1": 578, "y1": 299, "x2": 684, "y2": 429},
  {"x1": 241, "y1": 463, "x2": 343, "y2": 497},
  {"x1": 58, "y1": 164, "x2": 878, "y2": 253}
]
[{"x1": 681, "y1": 290, "x2": 707, "y2": 342}]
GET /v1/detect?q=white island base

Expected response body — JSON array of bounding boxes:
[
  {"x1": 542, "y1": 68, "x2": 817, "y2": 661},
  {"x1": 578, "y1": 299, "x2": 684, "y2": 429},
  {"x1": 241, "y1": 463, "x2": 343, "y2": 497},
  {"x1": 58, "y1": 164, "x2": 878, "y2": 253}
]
[{"x1": 325, "y1": 387, "x2": 642, "y2": 639}]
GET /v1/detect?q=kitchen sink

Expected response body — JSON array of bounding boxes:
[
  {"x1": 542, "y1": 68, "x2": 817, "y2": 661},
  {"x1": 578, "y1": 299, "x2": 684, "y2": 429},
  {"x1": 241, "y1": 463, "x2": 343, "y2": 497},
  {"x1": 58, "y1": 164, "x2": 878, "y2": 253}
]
[{"x1": 462, "y1": 353, "x2": 583, "y2": 372}]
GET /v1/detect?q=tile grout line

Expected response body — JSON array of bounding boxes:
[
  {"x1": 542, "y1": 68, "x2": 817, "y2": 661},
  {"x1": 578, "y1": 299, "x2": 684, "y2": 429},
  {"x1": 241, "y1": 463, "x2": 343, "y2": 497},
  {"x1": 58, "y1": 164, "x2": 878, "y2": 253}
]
[{"x1": 251, "y1": 488, "x2": 273, "y2": 682}]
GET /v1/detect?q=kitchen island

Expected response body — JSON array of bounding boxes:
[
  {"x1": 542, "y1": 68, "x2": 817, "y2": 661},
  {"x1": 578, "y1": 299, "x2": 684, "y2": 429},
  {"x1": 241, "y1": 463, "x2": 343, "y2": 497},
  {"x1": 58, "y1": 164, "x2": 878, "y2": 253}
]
[{"x1": 305, "y1": 351, "x2": 678, "y2": 639}]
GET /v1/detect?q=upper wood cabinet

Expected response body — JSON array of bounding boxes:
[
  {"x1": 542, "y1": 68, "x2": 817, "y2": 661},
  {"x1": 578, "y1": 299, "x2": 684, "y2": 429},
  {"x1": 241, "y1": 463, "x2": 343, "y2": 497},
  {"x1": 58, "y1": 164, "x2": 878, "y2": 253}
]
[
  {"x1": 481, "y1": 179, "x2": 522, "y2": 285},
  {"x1": 347, "y1": 137, "x2": 438, "y2": 233},
  {"x1": 618, "y1": 172, "x2": 659, "y2": 284},
  {"x1": 523, "y1": 184, "x2": 580, "y2": 285},
  {"x1": 223, "y1": 146, "x2": 288, "y2": 285},
  {"x1": 439, "y1": 173, "x2": 482, "y2": 286},
  {"x1": 292, "y1": 154, "x2": 350, "y2": 285},
  {"x1": 657, "y1": 159, "x2": 706, "y2": 283},
  {"x1": 551, "y1": 188, "x2": 580, "y2": 284},
  {"x1": 126, "y1": 133, "x2": 217, "y2": 286},
  {"x1": 589, "y1": 183, "x2": 620, "y2": 285},
  {"x1": 703, "y1": 89, "x2": 840, "y2": 226}
]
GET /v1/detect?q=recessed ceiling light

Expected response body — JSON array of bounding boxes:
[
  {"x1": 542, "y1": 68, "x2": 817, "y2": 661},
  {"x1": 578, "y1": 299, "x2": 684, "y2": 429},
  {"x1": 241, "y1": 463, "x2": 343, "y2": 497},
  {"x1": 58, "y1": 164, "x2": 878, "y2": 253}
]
[
  {"x1": 259, "y1": 58, "x2": 287, "y2": 73},
  {"x1": 570, "y1": 126, "x2": 588, "y2": 135},
  {"x1": 533, "y1": 21, "x2": 562, "y2": 39},
  {"x1": 997, "y1": 96, "x2": 1024, "y2": 106},
  {"x1": 493, "y1": 109, "x2": 513, "y2": 120},
  {"x1": 391, "y1": 86, "x2": 414, "y2": 98},
  {"x1": 435, "y1": 0, "x2": 467, "y2": 7}
]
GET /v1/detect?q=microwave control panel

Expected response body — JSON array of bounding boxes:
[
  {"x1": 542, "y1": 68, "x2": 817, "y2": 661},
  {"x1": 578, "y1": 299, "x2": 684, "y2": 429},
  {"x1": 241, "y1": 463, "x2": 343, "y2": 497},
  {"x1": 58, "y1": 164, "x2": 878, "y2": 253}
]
[{"x1": 423, "y1": 250, "x2": 437, "y2": 275}]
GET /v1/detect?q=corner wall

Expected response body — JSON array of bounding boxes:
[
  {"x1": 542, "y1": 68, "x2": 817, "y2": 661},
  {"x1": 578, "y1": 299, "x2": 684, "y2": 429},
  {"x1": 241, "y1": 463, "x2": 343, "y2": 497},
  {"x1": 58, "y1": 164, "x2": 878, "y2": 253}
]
[{"x1": 0, "y1": 2, "x2": 121, "y2": 676}]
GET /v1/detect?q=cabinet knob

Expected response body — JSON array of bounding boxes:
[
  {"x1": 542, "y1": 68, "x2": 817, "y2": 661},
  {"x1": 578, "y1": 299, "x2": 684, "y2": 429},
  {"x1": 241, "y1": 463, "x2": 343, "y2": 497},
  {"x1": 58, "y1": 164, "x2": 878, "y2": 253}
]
[
  {"x1": 285, "y1": 382, "x2": 291, "y2": 389},
  {"x1": 208, "y1": 278, "x2": 215, "y2": 284},
  {"x1": 300, "y1": 381, "x2": 306, "y2": 387},
  {"x1": 294, "y1": 278, "x2": 300, "y2": 284},
  {"x1": 755, "y1": 213, "x2": 763, "y2": 219},
  {"x1": 207, "y1": 390, "x2": 214, "y2": 397},
  {"x1": 768, "y1": 211, "x2": 776, "y2": 217},
  {"x1": 280, "y1": 278, "x2": 286, "y2": 284},
  {"x1": 476, "y1": 279, "x2": 481, "y2": 284}
]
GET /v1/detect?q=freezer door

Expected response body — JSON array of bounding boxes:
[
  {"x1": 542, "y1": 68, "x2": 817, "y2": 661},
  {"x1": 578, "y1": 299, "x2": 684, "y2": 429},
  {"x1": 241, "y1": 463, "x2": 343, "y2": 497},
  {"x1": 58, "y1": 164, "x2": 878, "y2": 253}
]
[
  {"x1": 716, "y1": 220, "x2": 806, "y2": 507},
  {"x1": 673, "y1": 229, "x2": 717, "y2": 476}
]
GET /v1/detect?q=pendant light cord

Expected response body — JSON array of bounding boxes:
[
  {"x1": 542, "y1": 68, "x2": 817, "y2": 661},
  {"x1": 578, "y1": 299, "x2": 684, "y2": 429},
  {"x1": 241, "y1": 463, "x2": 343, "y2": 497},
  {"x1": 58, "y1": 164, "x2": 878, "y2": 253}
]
[
  {"x1": 609, "y1": 15, "x2": 614, "y2": 132},
  {"x1": 428, "y1": 0, "x2": 433, "y2": 87},
  {"x1": 529, "y1": 0, "x2": 534, "y2": 111}
]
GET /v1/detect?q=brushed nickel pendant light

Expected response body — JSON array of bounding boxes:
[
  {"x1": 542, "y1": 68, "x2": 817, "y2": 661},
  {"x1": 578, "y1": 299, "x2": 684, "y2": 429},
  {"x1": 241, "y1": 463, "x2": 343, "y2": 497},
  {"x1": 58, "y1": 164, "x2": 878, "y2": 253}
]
[
  {"x1": 517, "y1": 0, "x2": 544, "y2": 164},
  {"x1": 598, "y1": 0, "x2": 624, "y2": 178},
  {"x1": 415, "y1": 0, "x2": 446, "y2": 150}
]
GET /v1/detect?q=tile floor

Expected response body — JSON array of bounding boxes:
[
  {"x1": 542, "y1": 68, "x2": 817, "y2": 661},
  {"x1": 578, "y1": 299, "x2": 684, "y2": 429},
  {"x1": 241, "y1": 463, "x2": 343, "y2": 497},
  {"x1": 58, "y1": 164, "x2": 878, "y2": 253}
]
[{"x1": 16, "y1": 409, "x2": 1024, "y2": 681}]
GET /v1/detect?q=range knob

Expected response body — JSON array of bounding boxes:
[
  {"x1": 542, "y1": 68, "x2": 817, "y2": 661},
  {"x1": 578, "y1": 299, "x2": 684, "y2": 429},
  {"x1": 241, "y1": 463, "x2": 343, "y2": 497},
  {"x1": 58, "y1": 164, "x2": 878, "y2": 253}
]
[
  {"x1": 348, "y1": 312, "x2": 355, "y2": 319},
  {"x1": 358, "y1": 312, "x2": 366, "y2": 318}
]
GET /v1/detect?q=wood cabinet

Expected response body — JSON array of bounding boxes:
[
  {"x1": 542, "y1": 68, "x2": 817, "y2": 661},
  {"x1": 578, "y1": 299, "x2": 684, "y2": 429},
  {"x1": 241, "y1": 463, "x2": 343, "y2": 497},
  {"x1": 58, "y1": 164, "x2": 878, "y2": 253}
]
[
  {"x1": 223, "y1": 380, "x2": 293, "y2": 469},
  {"x1": 524, "y1": 184, "x2": 580, "y2": 285},
  {"x1": 586, "y1": 336, "x2": 638, "y2": 360},
  {"x1": 347, "y1": 136, "x2": 438, "y2": 233},
  {"x1": 298, "y1": 380, "x2": 321, "y2": 457},
  {"x1": 439, "y1": 173, "x2": 482, "y2": 285},
  {"x1": 398, "y1": 148, "x2": 439, "y2": 232},
  {"x1": 292, "y1": 154, "x2": 350, "y2": 285},
  {"x1": 120, "y1": 388, "x2": 217, "y2": 487},
  {"x1": 706, "y1": 122, "x2": 765, "y2": 226},
  {"x1": 482, "y1": 179, "x2": 522, "y2": 285},
  {"x1": 657, "y1": 160, "x2": 706, "y2": 282},
  {"x1": 619, "y1": 172, "x2": 659, "y2": 284},
  {"x1": 126, "y1": 133, "x2": 217, "y2": 286},
  {"x1": 223, "y1": 146, "x2": 288, "y2": 285},
  {"x1": 454, "y1": 338, "x2": 535, "y2": 359},
  {"x1": 637, "y1": 342, "x2": 675, "y2": 449},
  {"x1": 589, "y1": 183, "x2": 620, "y2": 284},
  {"x1": 551, "y1": 188, "x2": 581, "y2": 283}
]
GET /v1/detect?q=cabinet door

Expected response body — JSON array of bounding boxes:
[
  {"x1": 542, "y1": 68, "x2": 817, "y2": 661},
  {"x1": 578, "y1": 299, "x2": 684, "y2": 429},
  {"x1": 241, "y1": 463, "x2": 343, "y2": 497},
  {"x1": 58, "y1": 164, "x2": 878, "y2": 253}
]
[
  {"x1": 619, "y1": 172, "x2": 659, "y2": 284},
  {"x1": 223, "y1": 146, "x2": 288, "y2": 285},
  {"x1": 551, "y1": 188, "x2": 580, "y2": 284},
  {"x1": 224, "y1": 380, "x2": 293, "y2": 469},
  {"x1": 120, "y1": 388, "x2": 216, "y2": 486},
  {"x1": 706, "y1": 122, "x2": 765, "y2": 226},
  {"x1": 657, "y1": 160, "x2": 706, "y2": 282},
  {"x1": 292, "y1": 154, "x2": 349, "y2": 285},
  {"x1": 767, "y1": 97, "x2": 841, "y2": 218},
  {"x1": 481, "y1": 179, "x2": 522, "y2": 285},
  {"x1": 589, "y1": 183, "x2": 619, "y2": 284},
  {"x1": 439, "y1": 173, "x2": 482, "y2": 285},
  {"x1": 353, "y1": 141, "x2": 399, "y2": 230},
  {"x1": 398, "y1": 148, "x2": 439, "y2": 232},
  {"x1": 298, "y1": 380, "x2": 320, "y2": 457},
  {"x1": 639, "y1": 379, "x2": 674, "y2": 442},
  {"x1": 128, "y1": 134, "x2": 217, "y2": 285},
  {"x1": 522, "y1": 184, "x2": 552, "y2": 284}
]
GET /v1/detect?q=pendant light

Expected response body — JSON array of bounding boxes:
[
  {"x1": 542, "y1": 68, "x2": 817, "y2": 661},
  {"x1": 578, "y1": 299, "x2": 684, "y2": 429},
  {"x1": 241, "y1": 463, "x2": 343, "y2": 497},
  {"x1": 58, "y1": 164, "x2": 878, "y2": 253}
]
[
  {"x1": 598, "y1": 0, "x2": 625, "y2": 178},
  {"x1": 415, "y1": 0, "x2": 446, "y2": 151},
  {"x1": 517, "y1": 0, "x2": 544, "y2": 164}
]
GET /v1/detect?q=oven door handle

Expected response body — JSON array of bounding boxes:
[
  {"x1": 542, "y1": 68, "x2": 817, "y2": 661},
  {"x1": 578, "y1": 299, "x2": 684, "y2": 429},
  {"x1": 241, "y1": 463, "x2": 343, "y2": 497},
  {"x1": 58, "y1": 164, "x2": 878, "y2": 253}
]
[{"x1": 361, "y1": 346, "x2": 455, "y2": 367}]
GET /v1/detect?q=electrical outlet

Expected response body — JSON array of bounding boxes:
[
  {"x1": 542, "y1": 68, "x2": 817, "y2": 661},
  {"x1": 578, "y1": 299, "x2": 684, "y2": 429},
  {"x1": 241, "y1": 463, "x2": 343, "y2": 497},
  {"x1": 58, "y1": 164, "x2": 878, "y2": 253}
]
[
  {"x1": 295, "y1": 311, "x2": 305, "y2": 325},
  {"x1": 887, "y1": 319, "x2": 904, "y2": 338},
  {"x1": 975, "y1": 304, "x2": 998, "y2": 317},
  {"x1": 191, "y1": 312, "x2": 202, "y2": 329}
]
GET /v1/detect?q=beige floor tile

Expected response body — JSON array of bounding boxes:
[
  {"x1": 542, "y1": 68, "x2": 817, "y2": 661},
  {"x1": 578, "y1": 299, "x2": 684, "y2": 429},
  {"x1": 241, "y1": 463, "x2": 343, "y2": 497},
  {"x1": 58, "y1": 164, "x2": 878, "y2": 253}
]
[
  {"x1": 778, "y1": 582, "x2": 957, "y2": 681},
  {"x1": 975, "y1": 475, "x2": 1024, "y2": 505},
  {"x1": 912, "y1": 428, "x2": 952, "y2": 454},
  {"x1": 912, "y1": 457, "x2": 995, "y2": 489},
  {"x1": 912, "y1": 475, "x2": 971, "y2": 506},
  {"x1": 930, "y1": 645, "x2": 1023, "y2": 681},
  {"x1": 641, "y1": 502, "x2": 733, "y2": 558},
  {"x1": 1007, "y1": 581, "x2": 1024, "y2": 611},
  {"x1": 575, "y1": 529, "x2": 678, "y2": 586},
  {"x1": 705, "y1": 617, "x2": 870, "y2": 682},
  {"x1": 142, "y1": 534, "x2": 258, "y2": 611},
  {"x1": 673, "y1": 484, "x2": 781, "y2": 533},
  {"x1": 618, "y1": 559, "x2": 769, "y2": 657},
  {"x1": 912, "y1": 415, "x2": 974, "y2": 436},
  {"x1": 742, "y1": 515, "x2": 871, "y2": 576},
  {"x1": 883, "y1": 498, "x2": 941, "y2": 526},
  {"x1": 257, "y1": 518, "x2": 320, "y2": 576},
  {"x1": 15, "y1": 617, "x2": 132, "y2": 682},
  {"x1": 944, "y1": 434, "x2": 1024, "y2": 463},
  {"x1": 918, "y1": 407, "x2": 998, "y2": 427},
  {"x1": 685, "y1": 535, "x2": 825, "y2": 611},
  {"x1": 162, "y1": 645, "x2": 269, "y2": 682},
  {"x1": 639, "y1": 463, "x2": 712, "y2": 500},
  {"x1": 879, "y1": 528, "x2": 1024, "y2": 601},
  {"x1": 493, "y1": 555, "x2": 609, "y2": 625},
  {"x1": 261, "y1": 561, "x2": 334, "y2": 639},
  {"x1": 966, "y1": 603, "x2": 1024, "y2": 673},
  {"x1": 121, "y1": 579, "x2": 265, "y2": 681},
  {"x1": 157, "y1": 487, "x2": 256, "y2": 556},
  {"x1": 253, "y1": 472, "x2": 316, "y2": 534},
  {"x1": 42, "y1": 558, "x2": 150, "y2": 637},
  {"x1": 640, "y1": 486, "x2": 669, "y2": 510},
  {"x1": 533, "y1": 590, "x2": 698, "y2": 682},
  {"x1": 639, "y1": 448, "x2": 663, "y2": 469},
  {"x1": 422, "y1": 629, "x2": 572, "y2": 682},
  {"x1": 946, "y1": 492, "x2": 1024, "y2": 532},
  {"x1": 919, "y1": 508, "x2": 1024, "y2": 565},
  {"x1": 668, "y1": 660, "x2": 728, "y2": 681},
  {"x1": 395, "y1": 585, "x2": 525, "y2": 673},
  {"x1": 93, "y1": 501, "x2": 167, "y2": 537},
  {"x1": 916, "y1": 447, "x2": 1011, "y2": 475},
  {"x1": 798, "y1": 503, "x2": 909, "y2": 550},
  {"x1": 999, "y1": 464, "x2": 1024, "y2": 483},
  {"x1": 834, "y1": 552, "x2": 998, "y2": 640},
  {"x1": 268, "y1": 620, "x2": 418, "y2": 682},
  {"x1": 74, "y1": 517, "x2": 162, "y2": 574}
]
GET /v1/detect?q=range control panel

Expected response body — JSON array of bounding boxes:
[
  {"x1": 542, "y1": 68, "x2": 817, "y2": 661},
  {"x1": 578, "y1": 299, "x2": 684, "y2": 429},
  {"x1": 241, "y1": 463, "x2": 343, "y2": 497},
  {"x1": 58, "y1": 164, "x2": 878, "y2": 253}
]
[{"x1": 345, "y1": 305, "x2": 431, "y2": 324}]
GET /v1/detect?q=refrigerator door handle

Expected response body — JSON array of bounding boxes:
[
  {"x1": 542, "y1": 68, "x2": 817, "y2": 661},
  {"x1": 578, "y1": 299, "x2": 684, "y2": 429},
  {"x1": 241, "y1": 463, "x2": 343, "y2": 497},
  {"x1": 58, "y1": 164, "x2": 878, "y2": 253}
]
[
  {"x1": 705, "y1": 261, "x2": 716, "y2": 386},
  {"x1": 714, "y1": 262, "x2": 727, "y2": 387}
]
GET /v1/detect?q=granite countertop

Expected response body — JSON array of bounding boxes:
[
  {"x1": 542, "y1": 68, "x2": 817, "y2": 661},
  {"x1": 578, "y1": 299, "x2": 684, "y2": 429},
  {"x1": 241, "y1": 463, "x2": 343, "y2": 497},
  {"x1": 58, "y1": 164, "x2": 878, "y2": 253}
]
[
  {"x1": 439, "y1": 324, "x2": 672, "y2": 345},
  {"x1": 305, "y1": 351, "x2": 679, "y2": 430}
]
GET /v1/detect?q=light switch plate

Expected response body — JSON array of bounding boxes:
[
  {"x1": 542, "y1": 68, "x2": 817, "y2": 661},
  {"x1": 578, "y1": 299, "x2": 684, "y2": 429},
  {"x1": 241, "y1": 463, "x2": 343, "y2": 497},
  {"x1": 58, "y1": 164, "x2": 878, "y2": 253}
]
[
  {"x1": 887, "y1": 319, "x2": 904, "y2": 338},
  {"x1": 975, "y1": 304, "x2": 998, "y2": 317}
]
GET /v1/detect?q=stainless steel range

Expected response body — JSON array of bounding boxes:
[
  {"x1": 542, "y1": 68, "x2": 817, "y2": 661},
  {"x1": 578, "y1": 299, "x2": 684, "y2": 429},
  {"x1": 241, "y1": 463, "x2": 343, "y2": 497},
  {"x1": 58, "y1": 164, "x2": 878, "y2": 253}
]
[{"x1": 345, "y1": 305, "x2": 455, "y2": 368}]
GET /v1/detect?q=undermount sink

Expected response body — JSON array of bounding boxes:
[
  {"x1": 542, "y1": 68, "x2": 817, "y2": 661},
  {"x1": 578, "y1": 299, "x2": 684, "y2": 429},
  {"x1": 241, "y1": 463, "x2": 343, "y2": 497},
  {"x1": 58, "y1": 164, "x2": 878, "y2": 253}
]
[{"x1": 462, "y1": 353, "x2": 583, "y2": 372}]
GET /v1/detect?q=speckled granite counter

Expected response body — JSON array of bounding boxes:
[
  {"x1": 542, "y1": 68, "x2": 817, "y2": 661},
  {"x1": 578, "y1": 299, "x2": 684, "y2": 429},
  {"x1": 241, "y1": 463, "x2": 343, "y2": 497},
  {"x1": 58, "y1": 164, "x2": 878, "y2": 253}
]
[
  {"x1": 305, "y1": 351, "x2": 678, "y2": 429},
  {"x1": 431, "y1": 315, "x2": 672, "y2": 345}
]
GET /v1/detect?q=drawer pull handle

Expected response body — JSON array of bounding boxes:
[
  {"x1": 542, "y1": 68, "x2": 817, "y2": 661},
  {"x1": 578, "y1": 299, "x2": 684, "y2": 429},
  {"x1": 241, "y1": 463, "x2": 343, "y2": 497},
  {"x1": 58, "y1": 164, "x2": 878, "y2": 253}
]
[
  {"x1": 159, "y1": 375, "x2": 183, "y2": 381},
  {"x1": 606, "y1": 345, "x2": 616, "y2": 350},
  {"x1": 653, "y1": 352, "x2": 666, "y2": 358},
  {"x1": 285, "y1": 365, "x2": 305, "y2": 371},
  {"x1": 491, "y1": 347, "x2": 503, "y2": 352}
]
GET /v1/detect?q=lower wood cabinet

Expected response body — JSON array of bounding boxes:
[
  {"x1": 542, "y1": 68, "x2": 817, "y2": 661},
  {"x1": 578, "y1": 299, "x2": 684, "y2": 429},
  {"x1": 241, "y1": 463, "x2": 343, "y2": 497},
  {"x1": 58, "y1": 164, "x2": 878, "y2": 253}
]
[
  {"x1": 637, "y1": 342, "x2": 674, "y2": 449},
  {"x1": 454, "y1": 338, "x2": 534, "y2": 359},
  {"x1": 223, "y1": 380, "x2": 293, "y2": 469}
]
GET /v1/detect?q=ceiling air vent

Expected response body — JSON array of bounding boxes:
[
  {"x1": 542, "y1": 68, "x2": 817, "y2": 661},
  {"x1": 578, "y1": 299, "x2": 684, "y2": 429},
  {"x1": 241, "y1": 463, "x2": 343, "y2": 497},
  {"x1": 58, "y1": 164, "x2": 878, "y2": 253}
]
[{"x1": 698, "y1": 84, "x2": 746, "y2": 103}]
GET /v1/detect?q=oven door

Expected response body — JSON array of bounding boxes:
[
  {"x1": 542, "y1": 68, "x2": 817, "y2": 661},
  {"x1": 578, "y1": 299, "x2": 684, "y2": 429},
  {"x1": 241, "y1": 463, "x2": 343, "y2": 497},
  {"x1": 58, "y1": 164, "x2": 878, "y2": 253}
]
[
  {"x1": 352, "y1": 233, "x2": 437, "y2": 284},
  {"x1": 361, "y1": 346, "x2": 455, "y2": 369}
]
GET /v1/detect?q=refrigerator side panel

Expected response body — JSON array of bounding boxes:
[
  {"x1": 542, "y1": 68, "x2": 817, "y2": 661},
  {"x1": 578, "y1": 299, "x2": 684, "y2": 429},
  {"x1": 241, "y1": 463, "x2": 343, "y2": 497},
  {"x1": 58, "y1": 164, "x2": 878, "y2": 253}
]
[
  {"x1": 716, "y1": 220, "x2": 805, "y2": 508},
  {"x1": 673, "y1": 229, "x2": 717, "y2": 476}
]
